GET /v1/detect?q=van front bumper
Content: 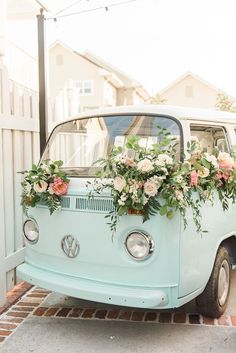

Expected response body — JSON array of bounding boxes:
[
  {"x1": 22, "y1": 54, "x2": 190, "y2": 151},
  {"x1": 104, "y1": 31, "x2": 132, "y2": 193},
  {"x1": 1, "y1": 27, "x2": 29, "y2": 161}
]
[{"x1": 17, "y1": 262, "x2": 177, "y2": 309}]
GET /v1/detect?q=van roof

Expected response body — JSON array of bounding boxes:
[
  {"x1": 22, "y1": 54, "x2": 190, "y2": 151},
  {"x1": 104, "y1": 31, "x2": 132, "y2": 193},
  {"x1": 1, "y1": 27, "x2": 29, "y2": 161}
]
[{"x1": 64, "y1": 104, "x2": 236, "y2": 125}]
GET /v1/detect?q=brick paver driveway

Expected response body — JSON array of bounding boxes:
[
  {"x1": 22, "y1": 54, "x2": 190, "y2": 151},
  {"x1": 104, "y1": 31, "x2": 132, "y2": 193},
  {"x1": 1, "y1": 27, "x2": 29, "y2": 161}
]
[{"x1": 0, "y1": 271, "x2": 236, "y2": 353}]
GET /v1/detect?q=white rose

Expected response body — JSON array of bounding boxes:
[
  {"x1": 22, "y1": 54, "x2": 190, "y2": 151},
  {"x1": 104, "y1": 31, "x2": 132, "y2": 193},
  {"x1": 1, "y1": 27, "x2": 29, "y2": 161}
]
[
  {"x1": 114, "y1": 176, "x2": 126, "y2": 193},
  {"x1": 218, "y1": 152, "x2": 231, "y2": 161},
  {"x1": 118, "y1": 199, "x2": 125, "y2": 206},
  {"x1": 155, "y1": 154, "x2": 173, "y2": 166},
  {"x1": 33, "y1": 180, "x2": 48, "y2": 193},
  {"x1": 144, "y1": 181, "x2": 158, "y2": 197},
  {"x1": 137, "y1": 159, "x2": 154, "y2": 173},
  {"x1": 204, "y1": 153, "x2": 219, "y2": 169},
  {"x1": 175, "y1": 175, "x2": 184, "y2": 183},
  {"x1": 120, "y1": 193, "x2": 127, "y2": 202},
  {"x1": 198, "y1": 167, "x2": 210, "y2": 178}
]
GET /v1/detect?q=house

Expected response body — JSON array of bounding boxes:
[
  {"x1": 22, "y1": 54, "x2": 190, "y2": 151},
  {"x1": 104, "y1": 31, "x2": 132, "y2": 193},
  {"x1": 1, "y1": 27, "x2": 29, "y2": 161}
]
[
  {"x1": 3, "y1": 0, "x2": 49, "y2": 90},
  {"x1": 158, "y1": 71, "x2": 235, "y2": 109},
  {"x1": 49, "y1": 41, "x2": 150, "y2": 112}
]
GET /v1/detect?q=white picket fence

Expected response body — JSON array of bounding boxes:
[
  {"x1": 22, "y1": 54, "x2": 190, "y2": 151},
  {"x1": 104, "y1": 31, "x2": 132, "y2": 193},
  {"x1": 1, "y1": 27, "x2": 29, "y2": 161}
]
[
  {"x1": 6, "y1": 41, "x2": 38, "y2": 92},
  {"x1": 0, "y1": 64, "x2": 81, "y2": 305},
  {"x1": 0, "y1": 64, "x2": 40, "y2": 305}
]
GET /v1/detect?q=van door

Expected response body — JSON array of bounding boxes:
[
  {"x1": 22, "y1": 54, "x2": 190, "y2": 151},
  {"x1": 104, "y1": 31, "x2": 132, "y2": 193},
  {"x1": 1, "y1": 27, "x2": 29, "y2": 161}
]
[{"x1": 179, "y1": 122, "x2": 230, "y2": 297}]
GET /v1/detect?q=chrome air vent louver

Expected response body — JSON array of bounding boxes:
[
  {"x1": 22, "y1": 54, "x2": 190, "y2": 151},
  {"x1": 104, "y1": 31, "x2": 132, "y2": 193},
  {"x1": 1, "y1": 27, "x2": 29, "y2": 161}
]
[
  {"x1": 76, "y1": 197, "x2": 114, "y2": 213},
  {"x1": 38, "y1": 197, "x2": 70, "y2": 209},
  {"x1": 61, "y1": 197, "x2": 70, "y2": 209}
]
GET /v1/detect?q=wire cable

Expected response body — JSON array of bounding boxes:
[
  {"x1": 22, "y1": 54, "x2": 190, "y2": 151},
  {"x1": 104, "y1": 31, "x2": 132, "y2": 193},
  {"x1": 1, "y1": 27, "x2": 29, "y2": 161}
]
[
  {"x1": 55, "y1": 0, "x2": 84, "y2": 15},
  {"x1": 47, "y1": 0, "x2": 137, "y2": 20}
]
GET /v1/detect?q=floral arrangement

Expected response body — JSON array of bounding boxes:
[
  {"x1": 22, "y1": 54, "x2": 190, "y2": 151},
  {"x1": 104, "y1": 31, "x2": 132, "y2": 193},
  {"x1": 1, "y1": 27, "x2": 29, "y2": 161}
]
[
  {"x1": 90, "y1": 128, "x2": 236, "y2": 233},
  {"x1": 21, "y1": 160, "x2": 69, "y2": 214}
]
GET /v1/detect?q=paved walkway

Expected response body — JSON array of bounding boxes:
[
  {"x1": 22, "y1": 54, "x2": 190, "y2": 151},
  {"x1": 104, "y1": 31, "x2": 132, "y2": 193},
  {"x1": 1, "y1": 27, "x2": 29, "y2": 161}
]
[
  {"x1": 1, "y1": 317, "x2": 236, "y2": 353},
  {"x1": 0, "y1": 271, "x2": 235, "y2": 353}
]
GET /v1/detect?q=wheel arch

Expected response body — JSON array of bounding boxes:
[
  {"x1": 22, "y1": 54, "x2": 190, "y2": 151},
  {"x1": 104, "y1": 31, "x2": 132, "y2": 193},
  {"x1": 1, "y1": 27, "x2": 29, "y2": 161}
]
[
  {"x1": 201, "y1": 233, "x2": 236, "y2": 290},
  {"x1": 220, "y1": 235, "x2": 236, "y2": 266}
]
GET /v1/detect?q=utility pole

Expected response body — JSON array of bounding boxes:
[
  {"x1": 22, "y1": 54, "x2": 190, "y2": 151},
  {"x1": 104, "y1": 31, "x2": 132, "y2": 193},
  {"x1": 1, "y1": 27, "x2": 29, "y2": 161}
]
[{"x1": 37, "y1": 8, "x2": 48, "y2": 156}]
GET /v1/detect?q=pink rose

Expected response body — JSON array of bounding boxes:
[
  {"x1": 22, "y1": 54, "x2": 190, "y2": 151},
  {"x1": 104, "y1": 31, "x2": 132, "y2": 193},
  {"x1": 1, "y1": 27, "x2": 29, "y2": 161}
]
[
  {"x1": 222, "y1": 173, "x2": 229, "y2": 181},
  {"x1": 49, "y1": 177, "x2": 68, "y2": 196},
  {"x1": 218, "y1": 152, "x2": 234, "y2": 170},
  {"x1": 190, "y1": 170, "x2": 199, "y2": 186},
  {"x1": 216, "y1": 171, "x2": 229, "y2": 181},
  {"x1": 219, "y1": 160, "x2": 234, "y2": 170}
]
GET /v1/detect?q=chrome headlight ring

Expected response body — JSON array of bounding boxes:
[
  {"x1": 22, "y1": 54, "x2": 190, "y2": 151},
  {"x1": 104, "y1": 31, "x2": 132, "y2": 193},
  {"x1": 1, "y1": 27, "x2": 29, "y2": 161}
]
[
  {"x1": 23, "y1": 218, "x2": 39, "y2": 244},
  {"x1": 125, "y1": 231, "x2": 154, "y2": 261}
]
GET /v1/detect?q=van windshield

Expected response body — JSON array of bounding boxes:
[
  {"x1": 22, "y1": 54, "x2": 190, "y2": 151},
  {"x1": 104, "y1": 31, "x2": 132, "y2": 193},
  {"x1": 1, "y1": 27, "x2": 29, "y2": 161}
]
[{"x1": 43, "y1": 115, "x2": 181, "y2": 176}]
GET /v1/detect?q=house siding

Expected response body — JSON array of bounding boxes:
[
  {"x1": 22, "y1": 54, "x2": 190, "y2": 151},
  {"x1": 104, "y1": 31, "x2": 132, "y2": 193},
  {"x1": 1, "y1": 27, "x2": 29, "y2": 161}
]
[
  {"x1": 160, "y1": 75, "x2": 220, "y2": 109},
  {"x1": 49, "y1": 44, "x2": 105, "y2": 111}
]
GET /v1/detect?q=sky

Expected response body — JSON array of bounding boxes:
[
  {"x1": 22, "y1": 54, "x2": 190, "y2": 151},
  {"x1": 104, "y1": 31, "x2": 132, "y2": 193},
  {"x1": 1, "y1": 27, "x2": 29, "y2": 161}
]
[{"x1": 7, "y1": 0, "x2": 236, "y2": 96}]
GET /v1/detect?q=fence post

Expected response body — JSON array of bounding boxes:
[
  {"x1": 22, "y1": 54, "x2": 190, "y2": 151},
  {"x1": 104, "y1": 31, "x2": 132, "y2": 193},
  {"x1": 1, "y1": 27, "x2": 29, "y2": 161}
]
[
  {"x1": 37, "y1": 9, "x2": 48, "y2": 156},
  {"x1": 0, "y1": 127, "x2": 6, "y2": 305}
]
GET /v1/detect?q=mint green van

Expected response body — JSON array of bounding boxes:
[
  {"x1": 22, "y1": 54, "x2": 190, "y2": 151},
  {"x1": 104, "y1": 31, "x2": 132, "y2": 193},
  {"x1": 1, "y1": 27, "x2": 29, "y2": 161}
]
[{"x1": 17, "y1": 105, "x2": 236, "y2": 318}]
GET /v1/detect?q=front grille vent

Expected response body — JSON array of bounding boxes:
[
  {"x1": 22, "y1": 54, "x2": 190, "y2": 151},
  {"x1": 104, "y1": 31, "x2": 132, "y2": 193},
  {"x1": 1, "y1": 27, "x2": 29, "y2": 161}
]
[
  {"x1": 61, "y1": 197, "x2": 70, "y2": 209},
  {"x1": 75, "y1": 197, "x2": 114, "y2": 212}
]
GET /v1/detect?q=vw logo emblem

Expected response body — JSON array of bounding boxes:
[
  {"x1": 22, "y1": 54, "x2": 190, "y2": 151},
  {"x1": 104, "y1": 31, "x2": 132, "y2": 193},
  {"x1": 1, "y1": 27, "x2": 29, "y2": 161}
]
[{"x1": 61, "y1": 235, "x2": 80, "y2": 258}]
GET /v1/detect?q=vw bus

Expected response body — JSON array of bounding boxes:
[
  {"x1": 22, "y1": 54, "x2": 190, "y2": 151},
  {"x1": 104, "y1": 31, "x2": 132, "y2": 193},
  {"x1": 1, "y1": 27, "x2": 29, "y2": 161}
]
[{"x1": 17, "y1": 105, "x2": 236, "y2": 318}]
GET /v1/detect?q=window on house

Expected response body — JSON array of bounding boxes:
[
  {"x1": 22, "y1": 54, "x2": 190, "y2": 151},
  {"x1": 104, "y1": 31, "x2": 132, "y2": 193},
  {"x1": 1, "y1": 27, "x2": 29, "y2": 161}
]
[
  {"x1": 185, "y1": 85, "x2": 193, "y2": 98},
  {"x1": 56, "y1": 54, "x2": 64, "y2": 65},
  {"x1": 190, "y1": 124, "x2": 229, "y2": 153},
  {"x1": 72, "y1": 80, "x2": 93, "y2": 95}
]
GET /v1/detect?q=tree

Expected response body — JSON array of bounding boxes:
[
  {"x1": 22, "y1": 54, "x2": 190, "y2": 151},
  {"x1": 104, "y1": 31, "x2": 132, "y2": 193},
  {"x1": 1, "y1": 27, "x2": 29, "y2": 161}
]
[
  {"x1": 215, "y1": 92, "x2": 236, "y2": 113},
  {"x1": 150, "y1": 93, "x2": 167, "y2": 105}
]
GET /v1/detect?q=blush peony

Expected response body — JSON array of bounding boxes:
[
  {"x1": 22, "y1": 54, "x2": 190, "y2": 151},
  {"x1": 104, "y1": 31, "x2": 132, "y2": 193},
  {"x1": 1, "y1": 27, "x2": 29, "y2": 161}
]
[
  {"x1": 114, "y1": 176, "x2": 126, "y2": 193},
  {"x1": 218, "y1": 152, "x2": 234, "y2": 170},
  {"x1": 49, "y1": 177, "x2": 68, "y2": 196},
  {"x1": 144, "y1": 181, "x2": 158, "y2": 197},
  {"x1": 137, "y1": 159, "x2": 154, "y2": 173}
]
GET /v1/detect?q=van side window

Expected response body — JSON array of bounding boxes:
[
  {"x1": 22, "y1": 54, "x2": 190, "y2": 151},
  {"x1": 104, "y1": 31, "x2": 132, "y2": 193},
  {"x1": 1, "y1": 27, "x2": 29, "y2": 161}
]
[{"x1": 190, "y1": 125, "x2": 229, "y2": 153}]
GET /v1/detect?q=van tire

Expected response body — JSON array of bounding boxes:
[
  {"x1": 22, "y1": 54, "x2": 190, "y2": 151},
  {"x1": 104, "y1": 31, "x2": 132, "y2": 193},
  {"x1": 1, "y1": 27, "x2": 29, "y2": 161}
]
[{"x1": 196, "y1": 246, "x2": 231, "y2": 318}]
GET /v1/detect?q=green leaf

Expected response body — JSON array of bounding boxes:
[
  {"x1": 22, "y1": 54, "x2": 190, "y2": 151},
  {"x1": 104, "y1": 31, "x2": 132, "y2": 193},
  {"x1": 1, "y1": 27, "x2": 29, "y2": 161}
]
[
  {"x1": 167, "y1": 210, "x2": 174, "y2": 219},
  {"x1": 159, "y1": 205, "x2": 167, "y2": 216},
  {"x1": 117, "y1": 206, "x2": 127, "y2": 216},
  {"x1": 54, "y1": 160, "x2": 63, "y2": 167},
  {"x1": 201, "y1": 159, "x2": 211, "y2": 169}
]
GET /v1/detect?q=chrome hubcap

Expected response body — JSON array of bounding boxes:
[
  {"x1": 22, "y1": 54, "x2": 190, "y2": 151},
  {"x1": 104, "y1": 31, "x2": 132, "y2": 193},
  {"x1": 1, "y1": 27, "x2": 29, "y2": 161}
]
[{"x1": 218, "y1": 259, "x2": 230, "y2": 306}]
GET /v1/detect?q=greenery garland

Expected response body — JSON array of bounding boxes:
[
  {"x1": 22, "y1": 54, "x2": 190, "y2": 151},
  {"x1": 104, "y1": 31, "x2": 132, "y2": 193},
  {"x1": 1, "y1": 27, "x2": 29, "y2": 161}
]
[
  {"x1": 89, "y1": 128, "x2": 236, "y2": 234},
  {"x1": 20, "y1": 160, "x2": 69, "y2": 214}
]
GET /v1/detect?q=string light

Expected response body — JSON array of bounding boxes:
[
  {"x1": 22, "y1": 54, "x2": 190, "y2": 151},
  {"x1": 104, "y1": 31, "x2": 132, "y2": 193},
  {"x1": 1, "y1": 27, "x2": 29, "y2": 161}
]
[
  {"x1": 55, "y1": 0, "x2": 84, "y2": 15},
  {"x1": 47, "y1": 0, "x2": 137, "y2": 21}
]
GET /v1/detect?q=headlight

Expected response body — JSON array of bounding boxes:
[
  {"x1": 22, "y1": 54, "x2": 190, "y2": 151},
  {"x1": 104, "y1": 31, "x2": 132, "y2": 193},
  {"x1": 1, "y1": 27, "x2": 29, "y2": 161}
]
[
  {"x1": 23, "y1": 219, "x2": 39, "y2": 243},
  {"x1": 125, "y1": 231, "x2": 154, "y2": 260}
]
